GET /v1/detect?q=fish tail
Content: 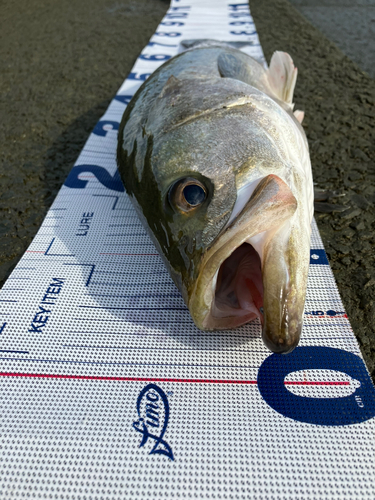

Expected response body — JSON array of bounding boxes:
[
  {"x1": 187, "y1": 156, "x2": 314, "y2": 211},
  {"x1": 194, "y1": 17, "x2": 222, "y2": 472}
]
[{"x1": 151, "y1": 438, "x2": 174, "y2": 461}]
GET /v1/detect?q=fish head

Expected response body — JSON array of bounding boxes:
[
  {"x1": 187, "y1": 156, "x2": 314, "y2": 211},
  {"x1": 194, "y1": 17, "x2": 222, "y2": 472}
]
[
  {"x1": 124, "y1": 118, "x2": 239, "y2": 304},
  {"x1": 118, "y1": 76, "x2": 312, "y2": 354}
]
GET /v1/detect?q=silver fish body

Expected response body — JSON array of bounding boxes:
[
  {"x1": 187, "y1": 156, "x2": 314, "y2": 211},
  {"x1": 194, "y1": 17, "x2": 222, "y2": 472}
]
[{"x1": 117, "y1": 44, "x2": 313, "y2": 353}]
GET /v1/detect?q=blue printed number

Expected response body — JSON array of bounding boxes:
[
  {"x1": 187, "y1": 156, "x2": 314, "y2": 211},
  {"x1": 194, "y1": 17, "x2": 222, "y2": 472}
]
[
  {"x1": 258, "y1": 346, "x2": 375, "y2": 426},
  {"x1": 114, "y1": 95, "x2": 133, "y2": 105},
  {"x1": 155, "y1": 32, "x2": 181, "y2": 37},
  {"x1": 165, "y1": 13, "x2": 188, "y2": 18},
  {"x1": 230, "y1": 30, "x2": 256, "y2": 36},
  {"x1": 64, "y1": 165, "x2": 125, "y2": 192},
  {"x1": 160, "y1": 21, "x2": 184, "y2": 26},
  {"x1": 229, "y1": 21, "x2": 254, "y2": 25},
  {"x1": 139, "y1": 54, "x2": 171, "y2": 62},
  {"x1": 148, "y1": 41, "x2": 178, "y2": 48},
  {"x1": 229, "y1": 3, "x2": 249, "y2": 10},
  {"x1": 93, "y1": 120, "x2": 119, "y2": 137},
  {"x1": 229, "y1": 12, "x2": 251, "y2": 18},
  {"x1": 128, "y1": 72, "x2": 151, "y2": 81}
]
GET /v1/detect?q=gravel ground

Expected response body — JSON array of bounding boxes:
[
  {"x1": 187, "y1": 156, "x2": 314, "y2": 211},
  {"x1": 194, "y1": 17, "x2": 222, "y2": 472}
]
[{"x1": 0, "y1": 0, "x2": 374, "y2": 380}]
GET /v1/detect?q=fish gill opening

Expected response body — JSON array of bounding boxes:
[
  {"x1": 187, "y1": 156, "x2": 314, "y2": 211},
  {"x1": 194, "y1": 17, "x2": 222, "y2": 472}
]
[{"x1": 212, "y1": 242, "x2": 264, "y2": 324}]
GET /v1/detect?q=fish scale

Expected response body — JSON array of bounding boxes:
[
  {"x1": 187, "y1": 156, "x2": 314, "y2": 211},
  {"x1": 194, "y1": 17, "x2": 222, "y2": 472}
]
[{"x1": 0, "y1": 0, "x2": 374, "y2": 498}]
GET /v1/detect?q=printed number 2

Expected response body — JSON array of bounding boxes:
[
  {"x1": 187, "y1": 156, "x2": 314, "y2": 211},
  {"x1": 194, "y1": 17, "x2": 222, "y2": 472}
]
[
  {"x1": 64, "y1": 165, "x2": 124, "y2": 192},
  {"x1": 258, "y1": 346, "x2": 375, "y2": 426}
]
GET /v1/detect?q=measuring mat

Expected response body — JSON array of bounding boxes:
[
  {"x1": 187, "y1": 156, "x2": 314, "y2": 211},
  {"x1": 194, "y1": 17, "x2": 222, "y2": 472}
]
[{"x1": 1, "y1": 0, "x2": 375, "y2": 498}]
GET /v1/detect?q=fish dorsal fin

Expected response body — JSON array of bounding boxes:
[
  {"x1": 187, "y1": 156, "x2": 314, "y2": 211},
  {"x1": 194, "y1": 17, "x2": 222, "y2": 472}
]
[
  {"x1": 218, "y1": 52, "x2": 256, "y2": 86},
  {"x1": 267, "y1": 51, "x2": 297, "y2": 108},
  {"x1": 159, "y1": 75, "x2": 181, "y2": 98}
]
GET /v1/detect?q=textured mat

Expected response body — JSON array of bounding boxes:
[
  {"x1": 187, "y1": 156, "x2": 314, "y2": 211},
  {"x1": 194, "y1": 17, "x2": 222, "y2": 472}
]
[{"x1": 0, "y1": 0, "x2": 374, "y2": 498}]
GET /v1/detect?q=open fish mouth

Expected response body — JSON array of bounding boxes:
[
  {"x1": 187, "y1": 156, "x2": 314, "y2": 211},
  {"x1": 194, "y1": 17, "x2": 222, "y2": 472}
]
[
  {"x1": 190, "y1": 231, "x2": 266, "y2": 332},
  {"x1": 188, "y1": 174, "x2": 310, "y2": 354},
  {"x1": 212, "y1": 242, "x2": 263, "y2": 327}
]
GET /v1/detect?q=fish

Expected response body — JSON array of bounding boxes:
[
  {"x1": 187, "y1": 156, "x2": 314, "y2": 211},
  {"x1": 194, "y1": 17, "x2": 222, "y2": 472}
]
[{"x1": 117, "y1": 42, "x2": 314, "y2": 354}]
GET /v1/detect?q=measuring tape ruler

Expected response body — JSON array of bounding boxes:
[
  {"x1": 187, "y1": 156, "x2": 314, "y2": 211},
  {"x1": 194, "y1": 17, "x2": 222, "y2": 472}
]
[{"x1": 0, "y1": 0, "x2": 374, "y2": 497}]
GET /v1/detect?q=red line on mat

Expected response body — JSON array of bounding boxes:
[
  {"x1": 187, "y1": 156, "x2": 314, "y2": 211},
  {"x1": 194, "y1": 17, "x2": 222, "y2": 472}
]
[{"x1": 0, "y1": 373, "x2": 350, "y2": 385}]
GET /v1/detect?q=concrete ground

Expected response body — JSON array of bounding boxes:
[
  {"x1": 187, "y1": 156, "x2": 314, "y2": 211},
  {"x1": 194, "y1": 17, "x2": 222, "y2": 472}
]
[{"x1": 0, "y1": 0, "x2": 374, "y2": 380}]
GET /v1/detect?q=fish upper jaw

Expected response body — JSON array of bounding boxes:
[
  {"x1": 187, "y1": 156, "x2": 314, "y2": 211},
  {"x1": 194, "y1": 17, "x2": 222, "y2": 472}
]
[{"x1": 188, "y1": 174, "x2": 310, "y2": 354}]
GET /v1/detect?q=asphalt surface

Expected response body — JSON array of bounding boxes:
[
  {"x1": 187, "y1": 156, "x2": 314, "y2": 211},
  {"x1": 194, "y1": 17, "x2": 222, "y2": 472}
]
[
  {"x1": 289, "y1": 0, "x2": 375, "y2": 79},
  {"x1": 0, "y1": 0, "x2": 374, "y2": 380}
]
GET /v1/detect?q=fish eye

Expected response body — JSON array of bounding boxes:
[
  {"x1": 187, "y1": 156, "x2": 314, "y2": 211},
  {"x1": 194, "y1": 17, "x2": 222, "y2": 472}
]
[
  {"x1": 169, "y1": 177, "x2": 207, "y2": 212},
  {"x1": 183, "y1": 184, "x2": 206, "y2": 206}
]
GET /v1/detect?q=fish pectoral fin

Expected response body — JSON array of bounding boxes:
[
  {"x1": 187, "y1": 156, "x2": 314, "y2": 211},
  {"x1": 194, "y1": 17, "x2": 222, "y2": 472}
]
[
  {"x1": 314, "y1": 188, "x2": 335, "y2": 202},
  {"x1": 267, "y1": 51, "x2": 298, "y2": 108},
  {"x1": 314, "y1": 201, "x2": 347, "y2": 213},
  {"x1": 313, "y1": 189, "x2": 348, "y2": 212},
  {"x1": 218, "y1": 52, "x2": 257, "y2": 86}
]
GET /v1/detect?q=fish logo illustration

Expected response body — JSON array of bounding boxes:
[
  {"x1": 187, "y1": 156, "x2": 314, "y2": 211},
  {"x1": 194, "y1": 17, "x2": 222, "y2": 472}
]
[{"x1": 132, "y1": 384, "x2": 174, "y2": 461}]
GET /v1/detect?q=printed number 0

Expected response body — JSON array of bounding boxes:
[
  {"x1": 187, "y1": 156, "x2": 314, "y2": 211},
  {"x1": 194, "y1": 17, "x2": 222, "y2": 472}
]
[{"x1": 258, "y1": 346, "x2": 375, "y2": 426}]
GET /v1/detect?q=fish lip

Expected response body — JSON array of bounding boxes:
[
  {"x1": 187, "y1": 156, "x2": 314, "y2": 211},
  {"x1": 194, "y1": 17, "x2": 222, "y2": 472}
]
[{"x1": 262, "y1": 319, "x2": 302, "y2": 354}]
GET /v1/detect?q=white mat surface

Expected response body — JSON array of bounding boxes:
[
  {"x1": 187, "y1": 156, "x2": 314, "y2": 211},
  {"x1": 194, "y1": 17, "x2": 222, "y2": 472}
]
[{"x1": 0, "y1": 1, "x2": 374, "y2": 498}]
